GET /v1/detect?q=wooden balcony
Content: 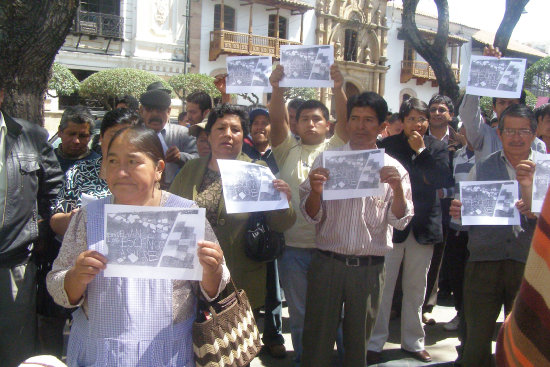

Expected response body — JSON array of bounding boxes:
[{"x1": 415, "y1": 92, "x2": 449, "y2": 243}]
[
  {"x1": 401, "y1": 60, "x2": 460, "y2": 85},
  {"x1": 209, "y1": 30, "x2": 301, "y2": 61}
]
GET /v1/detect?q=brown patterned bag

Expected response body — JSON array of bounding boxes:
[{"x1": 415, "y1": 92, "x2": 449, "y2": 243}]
[{"x1": 192, "y1": 279, "x2": 262, "y2": 367}]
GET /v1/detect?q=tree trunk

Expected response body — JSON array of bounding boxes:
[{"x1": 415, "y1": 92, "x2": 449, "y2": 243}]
[
  {"x1": 494, "y1": 0, "x2": 529, "y2": 54},
  {"x1": 401, "y1": 0, "x2": 460, "y2": 105},
  {"x1": 0, "y1": 1, "x2": 79, "y2": 125}
]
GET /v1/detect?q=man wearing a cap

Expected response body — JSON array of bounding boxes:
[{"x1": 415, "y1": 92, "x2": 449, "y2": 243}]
[
  {"x1": 243, "y1": 108, "x2": 277, "y2": 173},
  {"x1": 139, "y1": 89, "x2": 197, "y2": 188}
]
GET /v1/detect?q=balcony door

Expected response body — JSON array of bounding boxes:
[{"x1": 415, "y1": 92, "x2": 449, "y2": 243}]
[
  {"x1": 214, "y1": 4, "x2": 236, "y2": 31},
  {"x1": 268, "y1": 15, "x2": 288, "y2": 39}
]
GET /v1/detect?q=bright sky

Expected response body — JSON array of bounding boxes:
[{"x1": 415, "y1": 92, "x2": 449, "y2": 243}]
[{"x1": 393, "y1": 0, "x2": 548, "y2": 45}]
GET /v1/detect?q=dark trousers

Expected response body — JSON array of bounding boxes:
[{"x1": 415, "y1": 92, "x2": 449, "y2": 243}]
[
  {"x1": 461, "y1": 260, "x2": 524, "y2": 367},
  {"x1": 443, "y1": 228, "x2": 469, "y2": 313},
  {"x1": 262, "y1": 259, "x2": 285, "y2": 345},
  {"x1": 302, "y1": 251, "x2": 384, "y2": 367},
  {"x1": 423, "y1": 225, "x2": 449, "y2": 313},
  {"x1": 0, "y1": 260, "x2": 38, "y2": 367}
]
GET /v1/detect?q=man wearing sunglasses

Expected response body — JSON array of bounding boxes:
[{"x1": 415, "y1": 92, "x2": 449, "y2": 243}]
[{"x1": 450, "y1": 104, "x2": 538, "y2": 367}]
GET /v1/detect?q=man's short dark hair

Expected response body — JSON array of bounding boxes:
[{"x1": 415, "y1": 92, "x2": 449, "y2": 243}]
[
  {"x1": 116, "y1": 95, "x2": 139, "y2": 112},
  {"x1": 346, "y1": 92, "x2": 388, "y2": 125},
  {"x1": 296, "y1": 100, "x2": 330, "y2": 123},
  {"x1": 534, "y1": 103, "x2": 550, "y2": 123},
  {"x1": 498, "y1": 104, "x2": 537, "y2": 133},
  {"x1": 492, "y1": 90, "x2": 527, "y2": 107},
  {"x1": 59, "y1": 105, "x2": 94, "y2": 133},
  {"x1": 288, "y1": 98, "x2": 306, "y2": 111},
  {"x1": 178, "y1": 111, "x2": 187, "y2": 121},
  {"x1": 428, "y1": 94, "x2": 454, "y2": 115},
  {"x1": 186, "y1": 91, "x2": 212, "y2": 113},
  {"x1": 205, "y1": 104, "x2": 249, "y2": 137},
  {"x1": 399, "y1": 98, "x2": 429, "y2": 121}
]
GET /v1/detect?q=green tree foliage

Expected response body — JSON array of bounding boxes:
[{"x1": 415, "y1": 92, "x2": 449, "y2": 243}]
[
  {"x1": 284, "y1": 87, "x2": 318, "y2": 101},
  {"x1": 480, "y1": 96, "x2": 494, "y2": 120},
  {"x1": 48, "y1": 62, "x2": 79, "y2": 97},
  {"x1": 79, "y1": 68, "x2": 171, "y2": 110},
  {"x1": 524, "y1": 57, "x2": 550, "y2": 96},
  {"x1": 169, "y1": 73, "x2": 221, "y2": 102},
  {"x1": 525, "y1": 90, "x2": 537, "y2": 109}
]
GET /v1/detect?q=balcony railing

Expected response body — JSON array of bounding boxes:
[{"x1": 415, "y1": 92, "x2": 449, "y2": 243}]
[
  {"x1": 401, "y1": 60, "x2": 460, "y2": 84},
  {"x1": 72, "y1": 10, "x2": 124, "y2": 39},
  {"x1": 209, "y1": 30, "x2": 301, "y2": 61}
]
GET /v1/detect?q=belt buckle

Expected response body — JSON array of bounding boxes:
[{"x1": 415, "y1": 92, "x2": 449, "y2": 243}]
[{"x1": 345, "y1": 257, "x2": 360, "y2": 267}]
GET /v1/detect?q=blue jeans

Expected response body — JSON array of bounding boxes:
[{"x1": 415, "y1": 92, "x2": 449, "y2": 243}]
[
  {"x1": 278, "y1": 247, "x2": 344, "y2": 364},
  {"x1": 278, "y1": 247, "x2": 315, "y2": 363},
  {"x1": 262, "y1": 259, "x2": 285, "y2": 346}
]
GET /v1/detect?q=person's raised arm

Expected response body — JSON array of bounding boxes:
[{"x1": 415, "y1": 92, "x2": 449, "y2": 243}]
[
  {"x1": 460, "y1": 45, "x2": 502, "y2": 150},
  {"x1": 516, "y1": 160, "x2": 536, "y2": 218},
  {"x1": 214, "y1": 74, "x2": 232, "y2": 104},
  {"x1": 331, "y1": 64, "x2": 349, "y2": 142},
  {"x1": 269, "y1": 65, "x2": 290, "y2": 147},
  {"x1": 380, "y1": 166, "x2": 406, "y2": 219},
  {"x1": 304, "y1": 167, "x2": 329, "y2": 219}
]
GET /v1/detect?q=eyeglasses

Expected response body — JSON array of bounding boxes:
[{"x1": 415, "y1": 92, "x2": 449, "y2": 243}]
[
  {"x1": 501, "y1": 128, "x2": 534, "y2": 137},
  {"x1": 429, "y1": 107, "x2": 449, "y2": 114},
  {"x1": 405, "y1": 116, "x2": 428, "y2": 123}
]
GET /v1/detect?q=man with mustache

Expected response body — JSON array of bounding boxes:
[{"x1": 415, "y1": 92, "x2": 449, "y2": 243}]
[
  {"x1": 450, "y1": 104, "x2": 538, "y2": 367},
  {"x1": 139, "y1": 89, "x2": 198, "y2": 188}
]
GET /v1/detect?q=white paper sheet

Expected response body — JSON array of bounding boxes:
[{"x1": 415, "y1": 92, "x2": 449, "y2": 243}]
[
  {"x1": 533, "y1": 152, "x2": 550, "y2": 213},
  {"x1": 226, "y1": 56, "x2": 273, "y2": 94},
  {"x1": 279, "y1": 45, "x2": 334, "y2": 88},
  {"x1": 217, "y1": 159, "x2": 289, "y2": 214},
  {"x1": 322, "y1": 149, "x2": 385, "y2": 200},
  {"x1": 460, "y1": 180, "x2": 520, "y2": 225},
  {"x1": 465, "y1": 56, "x2": 526, "y2": 98},
  {"x1": 98, "y1": 205, "x2": 205, "y2": 280}
]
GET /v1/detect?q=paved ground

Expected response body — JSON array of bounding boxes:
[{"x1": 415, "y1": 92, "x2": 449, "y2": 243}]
[{"x1": 252, "y1": 297, "x2": 504, "y2": 367}]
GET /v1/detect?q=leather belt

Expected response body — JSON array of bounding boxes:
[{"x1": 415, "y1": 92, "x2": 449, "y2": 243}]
[{"x1": 318, "y1": 250, "x2": 384, "y2": 267}]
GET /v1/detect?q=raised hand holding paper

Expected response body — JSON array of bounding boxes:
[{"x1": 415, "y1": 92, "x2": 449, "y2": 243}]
[
  {"x1": 226, "y1": 56, "x2": 273, "y2": 94},
  {"x1": 279, "y1": 45, "x2": 334, "y2": 88},
  {"x1": 459, "y1": 180, "x2": 520, "y2": 225},
  {"x1": 98, "y1": 205, "x2": 205, "y2": 280},
  {"x1": 217, "y1": 159, "x2": 289, "y2": 213},
  {"x1": 466, "y1": 56, "x2": 526, "y2": 99},
  {"x1": 322, "y1": 149, "x2": 385, "y2": 200},
  {"x1": 533, "y1": 152, "x2": 550, "y2": 213}
]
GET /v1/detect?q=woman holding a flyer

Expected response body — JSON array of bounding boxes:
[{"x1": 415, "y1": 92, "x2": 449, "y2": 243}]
[
  {"x1": 169, "y1": 104, "x2": 296, "y2": 312},
  {"x1": 47, "y1": 126, "x2": 230, "y2": 366}
]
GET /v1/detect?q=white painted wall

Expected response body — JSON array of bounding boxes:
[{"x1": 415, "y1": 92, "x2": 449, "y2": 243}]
[{"x1": 384, "y1": 5, "x2": 476, "y2": 112}]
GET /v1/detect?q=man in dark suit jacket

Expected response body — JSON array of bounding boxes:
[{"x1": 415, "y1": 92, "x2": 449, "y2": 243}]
[
  {"x1": 139, "y1": 89, "x2": 198, "y2": 188},
  {"x1": 368, "y1": 98, "x2": 451, "y2": 364}
]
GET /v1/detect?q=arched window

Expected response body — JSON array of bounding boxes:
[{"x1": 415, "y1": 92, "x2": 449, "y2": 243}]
[
  {"x1": 344, "y1": 29, "x2": 358, "y2": 62},
  {"x1": 268, "y1": 15, "x2": 288, "y2": 39},
  {"x1": 214, "y1": 4, "x2": 235, "y2": 31}
]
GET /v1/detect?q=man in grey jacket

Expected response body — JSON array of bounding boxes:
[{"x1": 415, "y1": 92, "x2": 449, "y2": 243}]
[
  {"x1": 450, "y1": 104, "x2": 538, "y2": 367},
  {"x1": 0, "y1": 85, "x2": 64, "y2": 367},
  {"x1": 139, "y1": 89, "x2": 198, "y2": 188}
]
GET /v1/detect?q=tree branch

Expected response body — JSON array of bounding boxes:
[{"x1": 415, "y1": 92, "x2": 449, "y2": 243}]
[{"x1": 494, "y1": 0, "x2": 529, "y2": 54}]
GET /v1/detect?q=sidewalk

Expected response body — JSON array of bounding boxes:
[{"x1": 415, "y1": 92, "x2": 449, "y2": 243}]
[{"x1": 252, "y1": 298, "x2": 504, "y2": 367}]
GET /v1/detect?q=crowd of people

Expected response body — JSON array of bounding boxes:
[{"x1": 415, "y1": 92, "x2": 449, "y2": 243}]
[{"x1": 0, "y1": 46, "x2": 549, "y2": 367}]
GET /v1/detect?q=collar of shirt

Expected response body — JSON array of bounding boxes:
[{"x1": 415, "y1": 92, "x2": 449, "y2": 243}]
[
  {"x1": 499, "y1": 149, "x2": 534, "y2": 180},
  {"x1": 429, "y1": 126, "x2": 449, "y2": 144}
]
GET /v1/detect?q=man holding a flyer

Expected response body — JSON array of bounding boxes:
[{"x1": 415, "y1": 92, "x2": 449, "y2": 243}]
[
  {"x1": 299, "y1": 92, "x2": 413, "y2": 367},
  {"x1": 450, "y1": 104, "x2": 538, "y2": 367}
]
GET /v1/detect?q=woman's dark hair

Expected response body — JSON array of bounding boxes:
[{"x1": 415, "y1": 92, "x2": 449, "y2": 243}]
[
  {"x1": 498, "y1": 104, "x2": 537, "y2": 133},
  {"x1": 107, "y1": 125, "x2": 165, "y2": 165},
  {"x1": 399, "y1": 98, "x2": 429, "y2": 121},
  {"x1": 205, "y1": 104, "x2": 249, "y2": 137},
  {"x1": 100, "y1": 108, "x2": 140, "y2": 136},
  {"x1": 346, "y1": 91, "x2": 388, "y2": 124},
  {"x1": 296, "y1": 100, "x2": 330, "y2": 122}
]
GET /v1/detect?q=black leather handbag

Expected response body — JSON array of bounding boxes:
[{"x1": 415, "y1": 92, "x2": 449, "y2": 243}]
[{"x1": 245, "y1": 212, "x2": 285, "y2": 262}]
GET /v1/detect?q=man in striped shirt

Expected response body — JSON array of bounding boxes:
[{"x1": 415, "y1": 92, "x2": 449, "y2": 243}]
[{"x1": 298, "y1": 92, "x2": 414, "y2": 367}]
